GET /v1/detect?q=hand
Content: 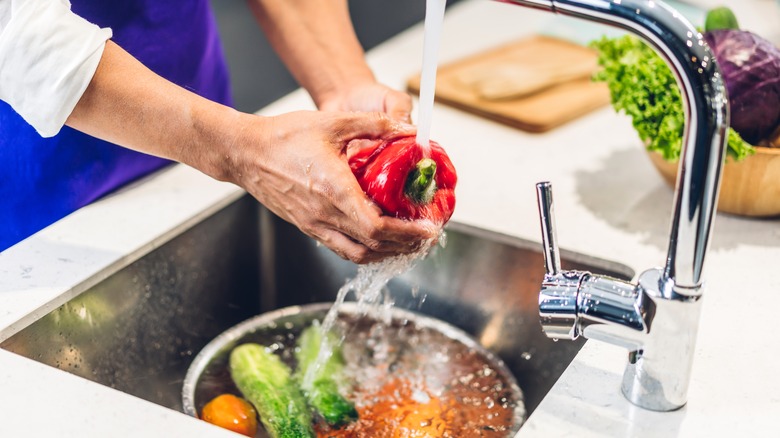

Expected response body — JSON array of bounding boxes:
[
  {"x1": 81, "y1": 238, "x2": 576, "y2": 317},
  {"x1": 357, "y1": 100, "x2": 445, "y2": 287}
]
[
  {"x1": 318, "y1": 81, "x2": 413, "y2": 123},
  {"x1": 62, "y1": 42, "x2": 431, "y2": 265},
  {"x1": 64, "y1": 41, "x2": 429, "y2": 264},
  {"x1": 227, "y1": 110, "x2": 435, "y2": 264}
]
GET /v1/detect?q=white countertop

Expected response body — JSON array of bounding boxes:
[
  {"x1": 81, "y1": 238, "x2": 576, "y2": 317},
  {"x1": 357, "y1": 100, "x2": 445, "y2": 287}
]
[{"x1": 1, "y1": 1, "x2": 778, "y2": 436}]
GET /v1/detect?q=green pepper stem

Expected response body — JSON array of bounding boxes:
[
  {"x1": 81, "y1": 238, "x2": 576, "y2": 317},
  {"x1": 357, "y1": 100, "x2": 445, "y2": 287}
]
[{"x1": 405, "y1": 158, "x2": 438, "y2": 204}]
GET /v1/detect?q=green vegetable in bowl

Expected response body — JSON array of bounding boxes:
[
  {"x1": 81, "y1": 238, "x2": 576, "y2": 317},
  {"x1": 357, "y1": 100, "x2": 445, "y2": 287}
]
[
  {"x1": 295, "y1": 324, "x2": 358, "y2": 426},
  {"x1": 590, "y1": 34, "x2": 754, "y2": 161},
  {"x1": 229, "y1": 343, "x2": 314, "y2": 438}
]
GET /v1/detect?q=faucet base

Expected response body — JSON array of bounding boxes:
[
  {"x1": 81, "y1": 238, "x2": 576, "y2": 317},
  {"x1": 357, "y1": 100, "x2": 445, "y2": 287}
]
[{"x1": 619, "y1": 269, "x2": 703, "y2": 411}]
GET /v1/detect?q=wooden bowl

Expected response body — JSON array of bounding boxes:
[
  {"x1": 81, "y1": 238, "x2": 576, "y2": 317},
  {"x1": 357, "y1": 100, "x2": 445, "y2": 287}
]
[{"x1": 647, "y1": 146, "x2": 780, "y2": 217}]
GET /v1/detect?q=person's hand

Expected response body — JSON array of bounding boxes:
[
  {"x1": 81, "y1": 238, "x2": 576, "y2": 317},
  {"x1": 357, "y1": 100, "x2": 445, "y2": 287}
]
[
  {"x1": 318, "y1": 81, "x2": 413, "y2": 123},
  {"x1": 225, "y1": 110, "x2": 435, "y2": 264},
  {"x1": 61, "y1": 41, "x2": 431, "y2": 266}
]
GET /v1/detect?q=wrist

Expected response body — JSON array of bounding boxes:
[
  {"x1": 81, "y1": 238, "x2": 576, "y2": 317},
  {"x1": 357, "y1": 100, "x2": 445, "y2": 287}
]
[
  {"x1": 186, "y1": 102, "x2": 257, "y2": 185},
  {"x1": 311, "y1": 70, "x2": 376, "y2": 110}
]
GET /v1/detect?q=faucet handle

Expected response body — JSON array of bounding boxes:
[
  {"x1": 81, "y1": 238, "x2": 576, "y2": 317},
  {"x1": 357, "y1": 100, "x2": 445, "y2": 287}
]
[
  {"x1": 535, "y1": 181, "x2": 561, "y2": 276},
  {"x1": 535, "y1": 181, "x2": 583, "y2": 340}
]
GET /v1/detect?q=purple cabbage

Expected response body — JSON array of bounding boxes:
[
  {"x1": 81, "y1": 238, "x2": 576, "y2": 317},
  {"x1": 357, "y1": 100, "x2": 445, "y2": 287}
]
[{"x1": 704, "y1": 29, "x2": 780, "y2": 146}]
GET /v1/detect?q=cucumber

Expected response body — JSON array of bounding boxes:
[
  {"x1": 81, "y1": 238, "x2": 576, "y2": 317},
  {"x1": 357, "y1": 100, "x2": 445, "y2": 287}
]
[
  {"x1": 229, "y1": 343, "x2": 314, "y2": 438},
  {"x1": 705, "y1": 7, "x2": 739, "y2": 32},
  {"x1": 295, "y1": 325, "x2": 358, "y2": 426}
]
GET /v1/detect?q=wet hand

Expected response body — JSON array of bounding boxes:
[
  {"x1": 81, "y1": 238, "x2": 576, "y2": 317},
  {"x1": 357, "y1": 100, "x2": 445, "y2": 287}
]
[
  {"x1": 318, "y1": 82, "x2": 413, "y2": 124},
  {"x1": 228, "y1": 110, "x2": 434, "y2": 264}
]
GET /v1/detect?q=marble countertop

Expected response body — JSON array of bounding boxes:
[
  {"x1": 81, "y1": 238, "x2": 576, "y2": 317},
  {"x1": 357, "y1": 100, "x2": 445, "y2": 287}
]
[{"x1": 1, "y1": 1, "x2": 778, "y2": 436}]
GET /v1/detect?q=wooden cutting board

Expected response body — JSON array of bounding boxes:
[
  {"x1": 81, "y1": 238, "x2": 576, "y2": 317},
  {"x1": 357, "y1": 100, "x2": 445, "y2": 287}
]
[{"x1": 407, "y1": 35, "x2": 610, "y2": 133}]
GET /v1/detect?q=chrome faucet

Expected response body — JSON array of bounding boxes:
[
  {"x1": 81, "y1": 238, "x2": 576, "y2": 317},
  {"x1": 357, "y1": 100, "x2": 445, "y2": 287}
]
[{"x1": 499, "y1": 0, "x2": 729, "y2": 411}]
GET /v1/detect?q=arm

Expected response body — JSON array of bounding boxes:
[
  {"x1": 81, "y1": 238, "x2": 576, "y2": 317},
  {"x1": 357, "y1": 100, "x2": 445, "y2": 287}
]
[
  {"x1": 248, "y1": 0, "x2": 413, "y2": 122},
  {"x1": 1, "y1": 0, "x2": 430, "y2": 262},
  {"x1": 66, "y1": 41, "x2": 433, "y2": 263}
]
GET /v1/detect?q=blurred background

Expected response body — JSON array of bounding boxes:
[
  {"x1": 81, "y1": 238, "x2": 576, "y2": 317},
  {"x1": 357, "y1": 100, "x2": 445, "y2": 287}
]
[{"x1": 211, "y1": 0, "x2": 779, "y2": 114}]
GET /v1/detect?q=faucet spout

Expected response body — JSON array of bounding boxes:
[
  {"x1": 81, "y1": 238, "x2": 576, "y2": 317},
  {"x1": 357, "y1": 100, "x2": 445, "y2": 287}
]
[
  {"x1": 521, "y1": 0, "x2": 729, "y2": 412},
  {"x1": 507, "y1": 0, "x2": 728, "y2": 292}
]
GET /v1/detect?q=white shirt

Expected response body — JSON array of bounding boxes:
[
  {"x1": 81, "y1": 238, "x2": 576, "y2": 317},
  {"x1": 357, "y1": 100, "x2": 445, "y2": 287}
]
[{"x1": 0, "y1": 0, "x2": 111, "y2": 137}]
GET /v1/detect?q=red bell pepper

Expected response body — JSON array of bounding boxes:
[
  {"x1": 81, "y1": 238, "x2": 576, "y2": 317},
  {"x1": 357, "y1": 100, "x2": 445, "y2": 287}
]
[{"x1": 348, "y1": 136, "x2": 457, "y2": 224}]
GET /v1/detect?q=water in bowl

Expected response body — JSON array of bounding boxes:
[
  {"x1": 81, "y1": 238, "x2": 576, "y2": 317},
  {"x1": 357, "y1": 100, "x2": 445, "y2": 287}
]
[{"x1": 190, "y1": 305, "x2": 526, "y2": 437}]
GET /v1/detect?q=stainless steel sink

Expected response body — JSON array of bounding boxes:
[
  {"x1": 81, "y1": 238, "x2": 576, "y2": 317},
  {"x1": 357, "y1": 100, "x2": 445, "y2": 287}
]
[{"x1": 1, "y1": 195, "x2": 633, "y2": 421}]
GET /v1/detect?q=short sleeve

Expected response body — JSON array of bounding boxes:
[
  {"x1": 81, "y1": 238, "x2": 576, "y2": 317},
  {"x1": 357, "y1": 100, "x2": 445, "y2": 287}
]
[{"x1": 0, "y1": 0, "x2": 112, "y2": 137}]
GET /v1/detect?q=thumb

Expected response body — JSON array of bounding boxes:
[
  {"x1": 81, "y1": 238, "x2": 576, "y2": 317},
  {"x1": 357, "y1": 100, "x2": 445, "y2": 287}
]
[
  {"x1": 385, "y1": 91, "x2": 413, "y2": 124},
  {"x1": 388, "y1": 107, "x2": 412, "y2": 124}
]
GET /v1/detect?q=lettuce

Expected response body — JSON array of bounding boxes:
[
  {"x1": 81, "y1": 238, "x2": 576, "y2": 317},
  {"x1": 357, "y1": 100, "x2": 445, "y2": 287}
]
[{"x1": 590, "y1": 35, "x2": 755, "y2": 161}]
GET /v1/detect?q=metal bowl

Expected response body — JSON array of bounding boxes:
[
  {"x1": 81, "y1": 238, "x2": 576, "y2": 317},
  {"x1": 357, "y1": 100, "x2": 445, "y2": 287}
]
[{"x1": 182, "y1": 302, "x2": 526, "y2": 436}]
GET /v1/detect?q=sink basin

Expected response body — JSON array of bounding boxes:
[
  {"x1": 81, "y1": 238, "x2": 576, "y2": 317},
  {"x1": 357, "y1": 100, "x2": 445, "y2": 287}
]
[{"x1": 1, "y1": 195, "x2": 633, "y2": 423}]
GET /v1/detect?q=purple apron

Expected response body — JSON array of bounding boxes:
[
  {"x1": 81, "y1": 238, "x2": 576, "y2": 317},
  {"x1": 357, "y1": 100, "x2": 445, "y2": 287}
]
[{"x1": 0, "y1": 0, "x2": 232, "y2": 251}]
